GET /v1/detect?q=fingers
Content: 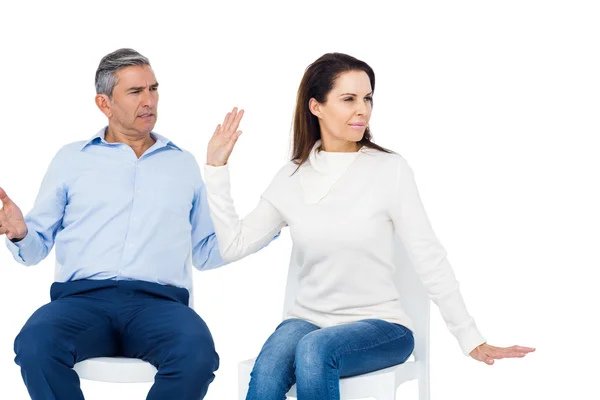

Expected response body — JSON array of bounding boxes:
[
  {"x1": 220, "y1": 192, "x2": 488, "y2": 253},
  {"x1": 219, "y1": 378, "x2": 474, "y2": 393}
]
[
  {"x1": 209, "y1": 108, "x2": 244, "y2": 165},
  {"x1": 226, "y1": 130, "x2": 243, "y2": 151},
  {"x1": 472, "y1": 343, "x2": 535, "y2": 366},
  {"x1": 486, "y1": 345, "x2": 535, "y2": 360},
  {"x1": 472, "y1": 349, "x2": 495, "y2": 365},
  {"x1": 212, "y1": 124, "x2": 222, "y2": 137},
  {"x1": 221, "y1": 111, "x2": 233, "y2": 131},
  {"x1": 230, "y1": 108, "x2": 244, "y2": 133},
  {"x1": 494, "y1": 345, "x2": 536, "y2": 354},
  {"x1": 221, "y1": 107, "x2": 237, "y2": 132},
  {"x1": 489, "y1": 351, "x2": 523, "y2": 359},
  {"x1": 486, "y1": 348, "x2": 517, "y2": 359},
  {"x1": 220, "y1": 107, "x2": 244, "y2": 137},
  {"x1": 511, "y1": 345, "x2": 536, "y2": 352},
  {"x1": 0, "y1": 218, "x2": 14, "y2": 238}
]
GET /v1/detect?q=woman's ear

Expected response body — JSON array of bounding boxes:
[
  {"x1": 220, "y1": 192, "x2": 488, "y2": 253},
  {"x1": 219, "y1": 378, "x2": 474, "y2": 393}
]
[{"x1": 308, "y1": 98, "x2": 321, "y2": 118}]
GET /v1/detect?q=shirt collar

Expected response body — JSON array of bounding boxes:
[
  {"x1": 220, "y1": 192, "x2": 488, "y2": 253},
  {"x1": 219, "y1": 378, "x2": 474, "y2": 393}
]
[{"x1": 80, "y1": 127, "x2": 182, "y2": 151}]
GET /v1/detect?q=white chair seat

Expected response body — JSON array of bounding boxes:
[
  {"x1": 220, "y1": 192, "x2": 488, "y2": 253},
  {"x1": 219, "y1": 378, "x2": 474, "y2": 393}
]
[
  {"x1": 73, "y1": 357, "x2": 157, "y2": 383},
  {"x1": 239, "y1": 355, "x2": 418, "y2": 399}
]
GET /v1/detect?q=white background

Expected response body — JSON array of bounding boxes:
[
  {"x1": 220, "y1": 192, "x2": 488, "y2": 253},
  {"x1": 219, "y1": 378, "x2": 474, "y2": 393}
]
[{"x1": 1, "y1": 1, "x2": 598, "y2": 399}]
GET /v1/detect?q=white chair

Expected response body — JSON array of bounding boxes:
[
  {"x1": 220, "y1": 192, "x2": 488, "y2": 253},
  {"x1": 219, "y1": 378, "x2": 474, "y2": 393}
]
[
  {"x1": 238, "y1": 240, "x2": 431, "y2": 400},
  {"x1": 54, "y1": 260, "x2": 195, "y2": 384}
]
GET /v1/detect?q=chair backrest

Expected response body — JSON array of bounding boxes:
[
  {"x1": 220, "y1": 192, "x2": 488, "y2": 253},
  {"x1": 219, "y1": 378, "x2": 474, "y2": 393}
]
[
  {"x1": 185, "y1": 254, "x2": 195, "y2": 309},
  {"x1": 282, "y1": 238, "x2": 430, "y2": 363},
  {"x1": 54, "y1": 256, "x2": 196, "y2": 310}
]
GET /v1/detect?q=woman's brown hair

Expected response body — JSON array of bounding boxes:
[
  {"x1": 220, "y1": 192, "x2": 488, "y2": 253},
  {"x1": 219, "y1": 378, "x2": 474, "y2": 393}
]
[{"x1": 291, "y1": 53, "x2": 393, "y2": 167}]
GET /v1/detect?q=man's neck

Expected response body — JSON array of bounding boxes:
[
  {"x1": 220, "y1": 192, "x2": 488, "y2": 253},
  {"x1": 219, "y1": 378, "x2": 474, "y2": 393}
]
[{"x1": 105, "y1": 126, "x2": 156, "y2": 158}]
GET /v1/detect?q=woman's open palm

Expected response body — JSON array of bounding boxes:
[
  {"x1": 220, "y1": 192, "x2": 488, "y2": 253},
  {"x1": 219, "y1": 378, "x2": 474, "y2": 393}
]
[
  {"x1": 207, "y1": 107, "x2": 244, "y2": 167},
  {"x1": 470, "y1": 343, "x2": 535, "y2": 365}
]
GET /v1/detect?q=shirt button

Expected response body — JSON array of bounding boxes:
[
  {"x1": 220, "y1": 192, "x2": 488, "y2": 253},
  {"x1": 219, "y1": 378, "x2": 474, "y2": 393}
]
[{"x1": 136, "y1": 189, "x2": 141, "y2": 194}]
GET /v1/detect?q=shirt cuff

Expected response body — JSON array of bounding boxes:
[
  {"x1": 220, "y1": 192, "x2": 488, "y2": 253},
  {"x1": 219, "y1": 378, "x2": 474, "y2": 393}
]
[{"x1": 5, "y1": 227, "x2": 40, "y2": 264}]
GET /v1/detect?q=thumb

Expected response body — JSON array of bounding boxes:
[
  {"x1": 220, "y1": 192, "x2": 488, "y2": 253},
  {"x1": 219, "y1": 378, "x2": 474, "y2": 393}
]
[{"x1": 0, "y1": 187, "x2": 12, "y2": 207}]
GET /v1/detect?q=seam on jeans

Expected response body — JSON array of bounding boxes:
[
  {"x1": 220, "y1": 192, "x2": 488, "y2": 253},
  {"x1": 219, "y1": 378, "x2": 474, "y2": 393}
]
[
  {"x1": 323, "y1": 326, "x2": 414, "y2": 397},
  {"x1": 332, "y1": 324, "x2": 413, "y2": 361}
]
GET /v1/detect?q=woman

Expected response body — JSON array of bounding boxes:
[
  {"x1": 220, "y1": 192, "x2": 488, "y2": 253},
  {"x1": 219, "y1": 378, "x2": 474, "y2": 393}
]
[{"x1": 204, "y1": 53, "x2": 534, "y2": 400}]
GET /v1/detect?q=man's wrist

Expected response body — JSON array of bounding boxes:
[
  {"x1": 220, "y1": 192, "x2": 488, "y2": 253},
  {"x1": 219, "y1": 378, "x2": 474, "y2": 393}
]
[{"x1": 9, "y1": 229, "x2": 27, "y2": 243}]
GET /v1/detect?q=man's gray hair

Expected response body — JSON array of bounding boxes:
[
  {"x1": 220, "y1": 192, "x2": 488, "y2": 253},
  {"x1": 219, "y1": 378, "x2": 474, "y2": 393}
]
[{"x1": 95, "y1": 48, "x2": 150, "y2": 98}]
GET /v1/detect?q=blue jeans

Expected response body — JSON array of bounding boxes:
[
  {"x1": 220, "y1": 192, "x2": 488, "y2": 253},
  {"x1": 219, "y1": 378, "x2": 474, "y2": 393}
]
[
  {"x1": 14, "y1": 279, "x2": 219, "y2": 400},
  {"x1": 246, "y1": 318, "x2": 414, "y2": 400}
]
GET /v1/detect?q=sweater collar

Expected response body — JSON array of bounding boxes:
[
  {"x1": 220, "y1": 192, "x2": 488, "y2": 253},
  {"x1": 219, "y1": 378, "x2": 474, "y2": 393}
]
[
  {"x1": 308, "y1": 140, "x2": 365, "y2": 172},
  {"x1": 301, "y1": 140, "x2": 364, "y2": 204}
]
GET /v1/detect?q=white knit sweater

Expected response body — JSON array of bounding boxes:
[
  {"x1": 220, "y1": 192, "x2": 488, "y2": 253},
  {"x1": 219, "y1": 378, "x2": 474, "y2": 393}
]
[{"x1": 204, "y1": 141, "x2": 486, "y2": 355}]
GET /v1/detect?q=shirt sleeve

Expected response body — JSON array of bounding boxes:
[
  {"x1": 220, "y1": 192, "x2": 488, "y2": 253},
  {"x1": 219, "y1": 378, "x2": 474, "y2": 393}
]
[
  {"x1": 5, "y1": 152, "x2": 67, "y2": 266},
  {"x1": 203, "y1": 164, "x2": 286, "y2": 263},
  {"x1": 189, "y1": 155, "x2": 228, "y2": 271},
  {"x1": 389, "y1": 156, "x2": 486, "y2": 356}
]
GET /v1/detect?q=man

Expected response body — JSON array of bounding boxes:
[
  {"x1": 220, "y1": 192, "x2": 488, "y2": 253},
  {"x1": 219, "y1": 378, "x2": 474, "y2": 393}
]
[{"x1": 0, "y1": 48, "x2": 260, "y2": 399}]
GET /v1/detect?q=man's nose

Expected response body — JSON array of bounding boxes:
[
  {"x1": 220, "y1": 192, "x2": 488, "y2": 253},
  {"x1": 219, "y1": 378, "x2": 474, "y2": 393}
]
[{"x1": 140, "y1": 90, "x2": 155, "y2": 108}]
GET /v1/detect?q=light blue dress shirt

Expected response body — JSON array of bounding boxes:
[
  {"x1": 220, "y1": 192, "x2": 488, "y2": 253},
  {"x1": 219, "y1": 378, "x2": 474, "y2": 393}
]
[{"x1": 6, "y1": 128, "x2": 226, "y2": 291}]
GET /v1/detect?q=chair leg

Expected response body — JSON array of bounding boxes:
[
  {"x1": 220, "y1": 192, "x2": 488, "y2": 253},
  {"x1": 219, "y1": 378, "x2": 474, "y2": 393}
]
[
  {"x1": 418, "y1": 376, "x2": 430, "y2": 400},
  {"x1": 373, "y1": 388, "x2": 396, "y2": 400},
  {"x1": 367, "y1": 383, "x2": 397, "y2": 400},
  {"x1": 238, "y1": 366, "x2": 251, "y2": 400}
]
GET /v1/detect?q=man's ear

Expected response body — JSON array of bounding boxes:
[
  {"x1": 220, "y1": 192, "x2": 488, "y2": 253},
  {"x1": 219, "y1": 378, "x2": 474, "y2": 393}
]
[
  {"x1": 95, "y1": 94, "x2": 112, "y2": 118},
  {"x1": 308, "y1": 98, "x2": 322, "y2": 118}
]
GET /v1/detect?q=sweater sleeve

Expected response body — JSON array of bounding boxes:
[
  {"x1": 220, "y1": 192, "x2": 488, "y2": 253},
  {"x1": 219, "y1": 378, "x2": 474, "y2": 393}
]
[
  {"x1": 389, "y1": 156, "x2": 486, "y2": 356},
  {"x1": 203, "y1": 164, "x2": 286, "y2": 263}
]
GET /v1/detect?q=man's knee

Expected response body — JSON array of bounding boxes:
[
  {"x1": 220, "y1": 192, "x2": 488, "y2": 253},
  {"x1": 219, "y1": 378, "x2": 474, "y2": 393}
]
[
  {"x1": 167, "y1": 333, "x2": 219, "y2": 378},
  {"x1": 14, "y1": 324, "x2": 72, "y2": 367}
]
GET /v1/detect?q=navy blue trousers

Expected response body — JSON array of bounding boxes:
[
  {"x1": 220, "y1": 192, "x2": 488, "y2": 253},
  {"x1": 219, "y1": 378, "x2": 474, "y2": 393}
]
[{"x1": 13, "y1": 279, "x2": 219, "y2": 400}]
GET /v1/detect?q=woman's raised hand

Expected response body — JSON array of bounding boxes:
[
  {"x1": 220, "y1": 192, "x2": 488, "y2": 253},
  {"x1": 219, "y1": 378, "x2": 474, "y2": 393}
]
[{"x1": 207, "y1": 107, "x2": 244, "y2": 167}]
